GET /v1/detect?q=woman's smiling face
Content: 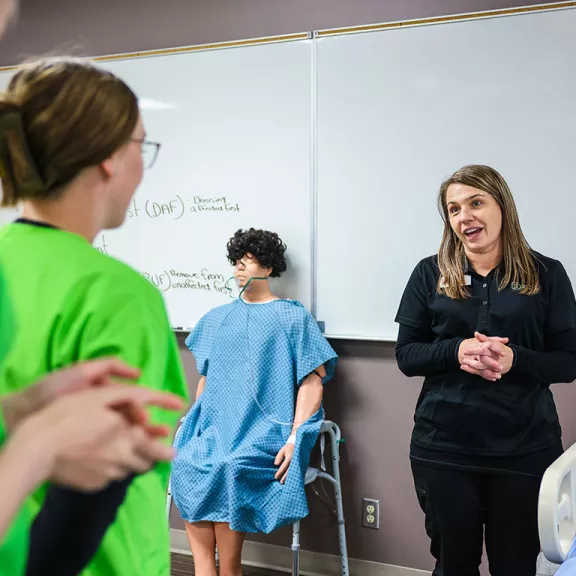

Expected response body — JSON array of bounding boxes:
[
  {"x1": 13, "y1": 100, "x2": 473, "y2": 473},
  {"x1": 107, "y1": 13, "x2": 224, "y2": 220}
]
[{"x1": 446, "y1": 183, "x2": 503, "y2": 256}]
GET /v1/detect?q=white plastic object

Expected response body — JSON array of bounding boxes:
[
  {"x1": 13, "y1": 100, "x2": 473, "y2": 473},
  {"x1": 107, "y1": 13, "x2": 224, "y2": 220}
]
[{"x1": 539, "y1": 442, "x2": 576, "y2": 564}]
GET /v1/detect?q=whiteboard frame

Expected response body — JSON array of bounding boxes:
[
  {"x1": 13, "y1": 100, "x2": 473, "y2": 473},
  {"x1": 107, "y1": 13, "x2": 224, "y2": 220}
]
[
  {"x1": 0, "y1": 31, "x2": 313, "y2": 71},
  {"x1": 0, "y1": 31, "x2": 316, "y2": 334},
  {"x1": 315, "y1": 1, "x2": 576, "y2": 38},
  {"x1": 309, "y1": 36, "x2": 319, "y2": 319}
]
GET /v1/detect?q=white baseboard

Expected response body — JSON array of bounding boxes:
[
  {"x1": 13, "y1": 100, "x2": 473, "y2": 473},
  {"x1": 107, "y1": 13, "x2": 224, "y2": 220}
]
[{"x1": 170, "y1": 528, "x2": 430, "y2": 576}]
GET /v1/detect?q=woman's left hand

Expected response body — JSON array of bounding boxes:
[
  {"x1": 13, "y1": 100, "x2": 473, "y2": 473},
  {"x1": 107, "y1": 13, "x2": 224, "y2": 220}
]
[
  {"x1": 460, "y1": 332, "x2": 514, "y2": 380},
  {"x1": 0, "y1": 358, "x2": 141, "y2": 433},
  {"x1": 274, "y1": 443, "x2": 295, "y2": 484}
]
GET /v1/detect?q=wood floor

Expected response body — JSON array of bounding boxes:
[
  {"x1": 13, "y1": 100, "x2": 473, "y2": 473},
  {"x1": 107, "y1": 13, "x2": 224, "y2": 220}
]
[{"x1": 171, "y1": 553, "x2": 285, "y2": 575}]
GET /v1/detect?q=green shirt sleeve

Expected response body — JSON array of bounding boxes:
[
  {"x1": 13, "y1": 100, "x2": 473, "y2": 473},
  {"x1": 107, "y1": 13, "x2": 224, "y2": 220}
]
[{"x1": 54, "y1": 272, "x2": 189, "y2": 427}]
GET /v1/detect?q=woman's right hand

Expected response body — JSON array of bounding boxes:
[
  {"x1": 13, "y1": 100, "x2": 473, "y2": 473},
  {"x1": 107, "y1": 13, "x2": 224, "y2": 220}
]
[
  {"x1": 10, "y1": 385, "x2": 184, "y2": 492},
  {"x1": 458, "y1": 332, "x2": 509, "y2": 381}
]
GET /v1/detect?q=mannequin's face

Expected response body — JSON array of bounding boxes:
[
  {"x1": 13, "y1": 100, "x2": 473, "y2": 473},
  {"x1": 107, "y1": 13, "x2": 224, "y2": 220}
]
[{"x1": 233, "y1": 253, "x2": 271, "y2": 288}]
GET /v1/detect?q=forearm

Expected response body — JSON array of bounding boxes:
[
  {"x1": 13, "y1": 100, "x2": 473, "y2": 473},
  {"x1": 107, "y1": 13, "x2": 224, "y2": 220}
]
[
  {"x1": 508, "y1": 328, "x2": 576, "y2": 384},
  {"x1": 291, "y1": 375, "x2": 323, "y2": 435},
  {"x1": 0, "y1": 429, "x2": 52, "y2": 539},
  {"x1": 0, "y1": 392, "x2": 36, "y2": 434},
  {"x1": 195, "y1": 376, "x2": 206, "y2": 401},
  {"x1": 0, "y1": 451, "x2": 37, "y2": 539},
  {"x1": 510, "y1": 345, "x2": 576, "y2": 384},
  {"x1": 395, "y1": 338, "x2": 462, "y2": 377}
]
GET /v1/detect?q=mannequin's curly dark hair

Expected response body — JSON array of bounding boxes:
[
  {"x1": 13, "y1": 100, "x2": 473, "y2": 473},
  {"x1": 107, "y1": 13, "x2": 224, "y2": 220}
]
[{"x1": 226, "y1": 228, "x2": 287, "y2": 278}]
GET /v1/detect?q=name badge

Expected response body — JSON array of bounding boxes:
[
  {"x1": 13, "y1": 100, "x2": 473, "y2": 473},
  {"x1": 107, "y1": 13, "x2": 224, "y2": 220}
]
[{"x1": 440, "y1": 275, "x2": 472, "y2": 288}]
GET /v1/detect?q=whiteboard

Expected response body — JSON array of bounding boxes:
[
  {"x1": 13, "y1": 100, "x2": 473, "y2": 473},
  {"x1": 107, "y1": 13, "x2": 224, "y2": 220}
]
[
  {"x1": 315, "y1": 6, "x2": 576, "y2": 340},
  {"x1": 0, "y1": 38, "x2": 314, "y2": 331},
  {"x1": 2, "y1": 5, "x2": 576, "y2": 340},
  {"x1": 0, "y1": 70, "x2": 16, "y2": 224}
]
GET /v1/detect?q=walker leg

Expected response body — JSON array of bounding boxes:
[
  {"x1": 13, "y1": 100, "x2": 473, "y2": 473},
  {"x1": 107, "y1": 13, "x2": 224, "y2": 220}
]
[
  {"x1": 332, "y1": 476, "x2": 349, "y2": 575},
  {"x1": 326, "y1": 425, "x2": 349, "y2": 576},
  {"x1": 292, "y1": 520, "x2": 301, "y2": 576},
  {"x1": 166, "y1": 481, "x2": 172, "y2": 521}
]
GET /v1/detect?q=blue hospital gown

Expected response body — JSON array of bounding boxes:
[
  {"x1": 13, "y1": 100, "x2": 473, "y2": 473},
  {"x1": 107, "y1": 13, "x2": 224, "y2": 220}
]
[
  {"x1": 171, "y1": 298, "x2": 338, "y2": 533},
  {"x1": 557, "y1": 540, "x2": 576, "y2": 575}
]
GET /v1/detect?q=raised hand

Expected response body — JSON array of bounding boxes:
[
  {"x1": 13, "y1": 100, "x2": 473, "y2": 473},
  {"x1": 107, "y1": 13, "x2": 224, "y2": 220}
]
[
  {"x1": 10, "y1": 385, "x2": 184, "y2": 492},
  {"x1": 0, "y1": 358, "x2": 141, "y2": 433}
]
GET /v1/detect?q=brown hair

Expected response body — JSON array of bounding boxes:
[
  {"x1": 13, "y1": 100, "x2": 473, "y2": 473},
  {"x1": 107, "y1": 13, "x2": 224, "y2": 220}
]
[
  {"x1": 437, "y1": 164, "x2": 539, "y2": 299},
  {"x1": 0, "y1": 57, "x2": 139, "y2": 206}
]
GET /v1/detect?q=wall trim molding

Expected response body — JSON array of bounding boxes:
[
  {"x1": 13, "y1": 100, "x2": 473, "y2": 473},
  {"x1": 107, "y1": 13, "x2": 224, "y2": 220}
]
[
  {"x1": 170, "y1": 528, "x2": 430, "y2": 576},
  {"x1": 316, "y1": 1, "x2": 576, "y2": 37}
]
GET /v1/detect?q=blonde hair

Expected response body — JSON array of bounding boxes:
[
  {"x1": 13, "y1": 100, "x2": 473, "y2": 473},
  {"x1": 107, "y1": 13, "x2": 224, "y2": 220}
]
[
  {"x1": 437, "y1": 164, "x2": 539, "y2": 299},
  {"x1": 0, "y1": 57, "x2": 139, "y2": 206}
]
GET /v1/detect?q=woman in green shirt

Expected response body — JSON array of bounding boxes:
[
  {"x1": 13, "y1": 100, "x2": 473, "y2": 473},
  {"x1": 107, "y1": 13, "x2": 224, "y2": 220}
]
[
  {"x1": 0, "y1": 57, "x2": 189, "y2": 576},
  {"x1": 0, "y1": 266, "x2": 184, "y2": 576},
  {"x1": 0, "y1": 4, "x2": 185, "y2": 575}
]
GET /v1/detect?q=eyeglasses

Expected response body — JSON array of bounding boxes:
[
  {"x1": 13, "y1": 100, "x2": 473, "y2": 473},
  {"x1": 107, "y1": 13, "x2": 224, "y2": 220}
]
[{"x1": 131, "y1": 138, "x2": 161, "y2": 169}]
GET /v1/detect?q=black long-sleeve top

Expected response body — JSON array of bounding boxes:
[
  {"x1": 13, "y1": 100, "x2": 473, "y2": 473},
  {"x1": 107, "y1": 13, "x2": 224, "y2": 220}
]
[
  {"x1": 395, "y1": 252, "x2": 576, "y2": 468},
  {"x1": 26, "y1": 478, "x2": 133, "y2": 575}
]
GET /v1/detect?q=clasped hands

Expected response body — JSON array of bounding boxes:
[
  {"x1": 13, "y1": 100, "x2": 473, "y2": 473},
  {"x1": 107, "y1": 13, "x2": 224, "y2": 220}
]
[
  {"x1": 0, "y1": 359, "x2": 184, "y2": 493},
  {"x1": 458, "y1": 331, "x2": 514, "y2": 382}
]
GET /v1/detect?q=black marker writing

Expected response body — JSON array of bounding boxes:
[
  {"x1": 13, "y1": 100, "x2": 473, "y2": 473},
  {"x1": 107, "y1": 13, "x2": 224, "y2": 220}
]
[
  {"x1": 126, "y1": 199, "x2": 140, "y2": 219},
  {"x1": 95, "y1": 235, "x2": 109, "y2": 256},
  {"x1": 189, "y1": 195, "x2": 240, "y2": 214},
  {"x1": 145, "y1": 195, "x2": 185, "y2": 220},
  {"x1": 143, "y1": 269, "x2": 229, "y2": 297},
  {"x1": 142, "y1": 271, "x2": 172, "y2": 292}
]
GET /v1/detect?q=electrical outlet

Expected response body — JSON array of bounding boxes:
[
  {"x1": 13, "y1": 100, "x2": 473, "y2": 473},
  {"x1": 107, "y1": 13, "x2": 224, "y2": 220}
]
[{"x1": 362, "y1": 498, "x2": 380, "y2": 529}]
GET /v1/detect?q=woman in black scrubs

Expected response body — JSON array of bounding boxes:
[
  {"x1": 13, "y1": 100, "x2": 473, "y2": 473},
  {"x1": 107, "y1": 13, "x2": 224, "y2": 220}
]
[{"x1": 395, "y1": 164, "x2": 576, "y2": 576}]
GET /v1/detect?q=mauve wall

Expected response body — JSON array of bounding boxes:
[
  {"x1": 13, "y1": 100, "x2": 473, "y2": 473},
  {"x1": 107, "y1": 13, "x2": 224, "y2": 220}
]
[{"x1": 2, "y1": 0, "x2": 572, "y2": 571}]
